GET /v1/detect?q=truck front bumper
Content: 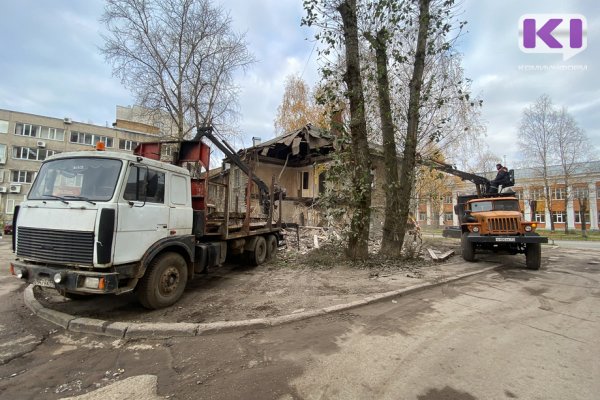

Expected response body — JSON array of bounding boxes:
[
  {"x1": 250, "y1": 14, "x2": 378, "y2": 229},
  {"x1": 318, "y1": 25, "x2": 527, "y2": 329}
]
[
  {"x1": 10, "y1": 260, "x2": 120, "y2": 294},
  {"x1": 466, "y1": 234, "x2": 548, "y2": 244}
]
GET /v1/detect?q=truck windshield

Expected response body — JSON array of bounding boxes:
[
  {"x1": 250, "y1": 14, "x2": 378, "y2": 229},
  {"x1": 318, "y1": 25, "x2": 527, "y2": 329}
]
[
  {"x1": 29, "y1": 158, "x2": 122, "y2": 202},
  {"x1": 470, "y1": 200, "x2": 520, "y2": 212},
  {"x1": 471, "y1": 201, "x2": 493, "y2": 212},
  {"x1": 493, "y1": 200, "x2": 520, "y2": 211}
]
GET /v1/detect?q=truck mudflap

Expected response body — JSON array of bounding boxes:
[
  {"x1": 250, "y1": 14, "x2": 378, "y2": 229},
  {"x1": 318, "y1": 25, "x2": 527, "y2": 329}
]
[
  {"x1": 466, "y1": 234, "x2": 548, "y2": 244},
  {"x1": 10, "y1": 260, "x2": 120, "y2": 294}
]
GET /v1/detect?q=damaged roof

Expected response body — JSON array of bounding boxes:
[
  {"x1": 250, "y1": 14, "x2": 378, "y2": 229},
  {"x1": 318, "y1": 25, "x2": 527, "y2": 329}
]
[{"x1": 242, "y1": 124, "x2": 334, "y2": 164}]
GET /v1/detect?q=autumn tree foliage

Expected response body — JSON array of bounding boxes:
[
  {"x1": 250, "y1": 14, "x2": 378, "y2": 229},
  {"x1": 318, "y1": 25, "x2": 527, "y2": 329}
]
[
  {"x1": 274, "y1": 75, "x2": 328, "y2": 134},
  {"x1": 304, "y1": 0, "x2": 478, "y2": 258}
]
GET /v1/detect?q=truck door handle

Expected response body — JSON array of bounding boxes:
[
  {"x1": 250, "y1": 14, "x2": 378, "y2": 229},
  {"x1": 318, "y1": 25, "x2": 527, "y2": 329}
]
[{"x1": 157, "y1": 224, "x2": 167, "y2": 229}]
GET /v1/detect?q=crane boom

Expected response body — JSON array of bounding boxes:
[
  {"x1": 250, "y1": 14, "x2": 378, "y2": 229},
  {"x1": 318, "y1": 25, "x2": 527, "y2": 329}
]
[{"x1": 419, "y1": 157, "x2": 491, "y2": 196}]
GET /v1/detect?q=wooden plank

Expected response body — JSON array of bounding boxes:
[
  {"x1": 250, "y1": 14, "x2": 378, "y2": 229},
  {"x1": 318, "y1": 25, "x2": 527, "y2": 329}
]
[
  {"x1": 427, "y1": 248, "x2": 438, "y2": 260},
  {"x1": 437, "y1": 250, "x2": 455, "y2": 261}
]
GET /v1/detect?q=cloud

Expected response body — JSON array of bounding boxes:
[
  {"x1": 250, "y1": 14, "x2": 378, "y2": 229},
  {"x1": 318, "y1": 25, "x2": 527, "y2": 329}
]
[{"x1": 461, "y1": 0, "x2": 600, "y2": 163}]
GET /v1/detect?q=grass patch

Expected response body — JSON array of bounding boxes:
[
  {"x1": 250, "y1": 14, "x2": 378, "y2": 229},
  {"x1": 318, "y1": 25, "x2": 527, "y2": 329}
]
[{"x1": 540, "y1": 230, "x2": 600, "y2": 241}]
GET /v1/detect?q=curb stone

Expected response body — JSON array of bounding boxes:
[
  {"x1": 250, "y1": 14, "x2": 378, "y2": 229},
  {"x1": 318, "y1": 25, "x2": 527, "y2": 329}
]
[{"x1": 23, "y1": 265, "x2": 501, "y2": 339}]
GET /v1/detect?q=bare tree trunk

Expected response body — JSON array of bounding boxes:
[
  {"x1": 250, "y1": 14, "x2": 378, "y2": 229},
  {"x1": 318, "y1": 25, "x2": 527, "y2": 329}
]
[
  {"x1": 564, "y1": 181, "x2": 570, "y2": 234},
  {"x1": 338, "y1": 0, "x2": 372, "y2": 259},
  {"x1": 396, "y1": 0, "x2": 431, "y2": 248},
  {"x1": 543, "y1": 181, "x2": 554, "y2": 231},
  {"x1": 579, "y1": 197, "x2": 588, "y2": 238},
  {"x1": 365, "y1": 29, "x2": 402, "y2": 257}
]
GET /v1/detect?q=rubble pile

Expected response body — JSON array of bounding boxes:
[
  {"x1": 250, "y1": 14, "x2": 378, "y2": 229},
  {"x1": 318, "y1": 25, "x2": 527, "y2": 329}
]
[{"x1": 275, "y1": 226, "x2": 458, "y2": 273}]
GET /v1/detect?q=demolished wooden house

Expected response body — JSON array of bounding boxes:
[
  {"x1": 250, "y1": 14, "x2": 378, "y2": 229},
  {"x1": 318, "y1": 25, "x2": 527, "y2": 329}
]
[{"x1": 208, "y1": 124, "x2": 335, "y2": 226}]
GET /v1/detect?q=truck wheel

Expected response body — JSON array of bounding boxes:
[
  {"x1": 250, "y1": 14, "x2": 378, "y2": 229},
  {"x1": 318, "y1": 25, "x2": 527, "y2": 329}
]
[
  {"x1": 250, "y1": 236, "x2": 267, "y2": 266},
  {"x1": 266, "y1": 235, "x2": 277, "y2": 260},
  {"x1": 525, "y1": 243, "x2": 542, "y2": 270},
  {"x1": 461, "y1": 232, "x2": 476, "y2": 262},
  {"x1": 137, "y1": 252, "x2": 188, "y2": 309}
]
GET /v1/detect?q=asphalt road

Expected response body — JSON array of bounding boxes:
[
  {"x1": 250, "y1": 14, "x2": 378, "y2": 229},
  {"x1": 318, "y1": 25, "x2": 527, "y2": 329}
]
[{"x1": 0, "y1": 241, "x2": 599, "y2": 399}]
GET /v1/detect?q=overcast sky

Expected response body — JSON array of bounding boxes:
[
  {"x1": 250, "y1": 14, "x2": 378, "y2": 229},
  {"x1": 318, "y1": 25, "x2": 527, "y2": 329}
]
[{"x1": 0, "y1": 0, "x2": 597, "y2": 165}]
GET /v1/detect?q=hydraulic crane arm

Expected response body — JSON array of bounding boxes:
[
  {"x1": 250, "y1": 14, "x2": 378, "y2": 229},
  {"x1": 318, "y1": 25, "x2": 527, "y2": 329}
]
[
  {"x1": 418, "y1": 157, "x2": 491, "y2": 196},
  {"x1": 195, "y1": 127, "x2": 271, "y2": 208}
]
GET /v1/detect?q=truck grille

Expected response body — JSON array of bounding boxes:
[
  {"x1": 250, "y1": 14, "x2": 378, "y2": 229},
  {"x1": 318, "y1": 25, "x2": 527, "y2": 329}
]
[
  {"x1": 487, "y1": 217, "x2": 520, "y2": 234},
  {"x1": 17, "y1": 227, "x2": 94, "y2": 265}
]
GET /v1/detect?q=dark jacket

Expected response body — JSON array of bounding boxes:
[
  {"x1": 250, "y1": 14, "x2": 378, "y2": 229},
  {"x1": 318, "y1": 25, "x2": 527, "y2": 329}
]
[{"x1": 492, "y1": 168, "x2": 511, "y2": 186}]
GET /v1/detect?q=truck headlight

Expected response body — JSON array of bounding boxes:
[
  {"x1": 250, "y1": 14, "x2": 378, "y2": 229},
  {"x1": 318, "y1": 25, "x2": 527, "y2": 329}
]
[
  {"x1": 53, "y1": 272, "x2": 64, "y2": 284},
  {"x1": 15, "y1": 267, "x2": 26, "y2": 279},
  {"x1": 83, "y1": 277, "x2": 106, "y2": 290},
  {"x1": 472, "y1": 226, "x2": 480, "y2": 233},
  {"x1": 525, "y1": 225, "x2": 532, "y2": 232}
]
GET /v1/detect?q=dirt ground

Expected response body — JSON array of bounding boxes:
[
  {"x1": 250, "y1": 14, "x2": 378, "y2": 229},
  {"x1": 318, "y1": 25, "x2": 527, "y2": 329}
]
[{"x1": 30, "y1": 234, "x2": 498, "y2": 324}]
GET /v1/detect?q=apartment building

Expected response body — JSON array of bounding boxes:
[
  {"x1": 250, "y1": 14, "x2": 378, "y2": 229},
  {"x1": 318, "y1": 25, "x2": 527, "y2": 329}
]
[{"x1": 0, "y1": 107, "x2": 164, "y2": 224}]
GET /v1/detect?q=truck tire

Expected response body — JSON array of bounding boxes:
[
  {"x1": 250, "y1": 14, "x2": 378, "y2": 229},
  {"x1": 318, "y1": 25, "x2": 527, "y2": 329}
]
[
  {"x1": 461, "y1": 232, "x2": 476, "y2": 262},
  {"x1": 266, "y1": 234, "x2": 277, "y2": 260},
  {"x1": 525, "y1": 243, "x2": 542, "y2": 270},
  {"x1": 250, "y1": 236, "x2": 267, "y2": 266},
  {"x1": 137, "y1": 252, "x2": 188, "y2": 309}
]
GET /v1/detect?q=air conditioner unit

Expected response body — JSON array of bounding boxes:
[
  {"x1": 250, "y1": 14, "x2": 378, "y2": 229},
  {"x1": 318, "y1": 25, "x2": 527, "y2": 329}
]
[
  {"x1": 37, "y1": 140, "x2": 46, "y2": 148},
  {"x1": 0, "y1": 187, "x2": 7, "y2": 193},
  {"x1": 64, "y1": 117, "x2": 72, "y2": 124},
  {"x1": 9, "y1": 185, "x2": 21, "y2": 193}
]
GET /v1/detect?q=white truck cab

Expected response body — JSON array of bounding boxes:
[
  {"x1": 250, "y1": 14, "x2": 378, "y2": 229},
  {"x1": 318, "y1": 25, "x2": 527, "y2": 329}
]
[{"x1": 11, "y1": 149, "x2": 197, "y2": 308}]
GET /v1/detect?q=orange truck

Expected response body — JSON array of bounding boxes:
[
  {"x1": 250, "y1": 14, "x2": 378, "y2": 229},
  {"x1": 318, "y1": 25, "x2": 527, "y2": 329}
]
[
  {"x1": 455, "y1": 194, "x2": 547, "y2": 269},
  {"x1": 420, "y1": 158, "x2": 548, "y2": 270}
]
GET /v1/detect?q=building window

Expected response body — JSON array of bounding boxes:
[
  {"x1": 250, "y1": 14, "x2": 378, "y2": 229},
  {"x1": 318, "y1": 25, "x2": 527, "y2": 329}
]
[
  {"x1": 161, "y1": 145, "x2": 173, "y2": 157},
  {"x1": 551, "y1": 211, "x2": 567, "y2": 223},
  {"x1": 0, "y1": 144, "x2": 6, "y2": 164},
  {"x1": 39, "y1": 127, "x2": 65, "y2": 141},
  {"x1": 534, "y1": 212, "x2": 545, "y2": 223},
  {"x1": 119, "y1": 139, "x2": 139, "y2": 151},
  {"x1": 0, "y1": 120, "x2": 8, "y2": 134},
  {"x1": 574, "y1": 212, "x2": 591, "y2": 224},
  {"x1": 11, "y1": 170, "x2": 35, "y2": 183},
  {"x1": 419, "y1": 212, "x2": 427, "y2": 221},
  {"x1": 12, "y1": 146, "x2": 57, "y2": 161},
  {"x1": 70, "y1": 131, "x2": 113, "y2": 148},
  {"x1": 443, "y1": 194, "x2": 453, "y2": 204},
  {"x1": 302, "y1": 171, "x2": 309, "y2": 190},
  {"x1": 572, "y1": 187, "x2": 589, "y2": 199},
  {"x1": 551, "y1": 187, "x2": 566, "y2": 200},
  {"x1": 6, "y1": 199, "x2": 15, "y2": 215},
  {"x1": 530, "y1": 188, "x2": 545, "y2": 200},
  {"x1": 14, "y1": 123, "x2": 40, "y2": 137},
  {"x1": 318, "y1": 172, "x2": 327, "y2": 194},
  {"x1": 444, "y1": 212, "x2": 453, "y2": 221}
]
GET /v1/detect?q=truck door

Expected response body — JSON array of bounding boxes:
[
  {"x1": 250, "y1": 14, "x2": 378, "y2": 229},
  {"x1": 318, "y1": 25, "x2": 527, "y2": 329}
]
[
  {"x1": 168, "y1": 173, "x2": 193, "y2": 232},
  {"x1": 113, "y1": 165, "x2": 169, "y2": 264}
]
